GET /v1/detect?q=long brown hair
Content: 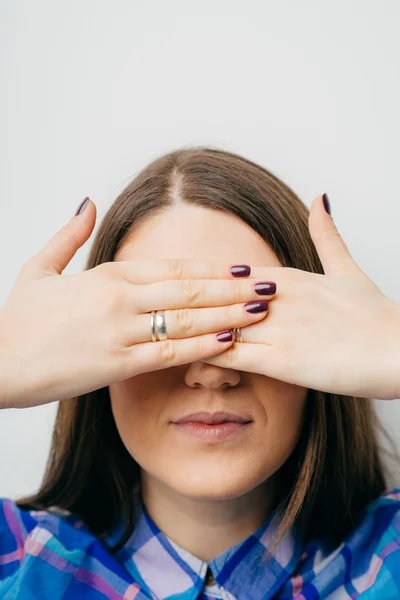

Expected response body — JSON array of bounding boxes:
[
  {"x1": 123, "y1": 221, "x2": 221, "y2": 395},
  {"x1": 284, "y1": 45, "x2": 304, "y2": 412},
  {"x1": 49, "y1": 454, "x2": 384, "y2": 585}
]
[{"x1": 17, "y1": 146, "x2": 398, "y2": 555}]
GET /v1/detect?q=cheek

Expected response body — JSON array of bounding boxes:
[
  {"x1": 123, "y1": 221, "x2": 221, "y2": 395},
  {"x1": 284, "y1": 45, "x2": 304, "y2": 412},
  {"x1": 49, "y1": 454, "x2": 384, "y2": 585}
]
[
  {"x1": 109, "y1": 386, "x2": 162, "y2": 461},
  {"x1": 258, "y1": 407, "x2": 305, "y2": 472},
  {"x1": 261, "y1": 387, "x2": 307, "y2": 453}
]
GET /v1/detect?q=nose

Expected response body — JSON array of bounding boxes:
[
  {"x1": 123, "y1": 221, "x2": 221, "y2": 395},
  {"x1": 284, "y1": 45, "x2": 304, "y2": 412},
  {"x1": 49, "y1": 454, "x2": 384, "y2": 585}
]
[{"x1": 184, "y1": 361, "x2": 240, "y2": 389}]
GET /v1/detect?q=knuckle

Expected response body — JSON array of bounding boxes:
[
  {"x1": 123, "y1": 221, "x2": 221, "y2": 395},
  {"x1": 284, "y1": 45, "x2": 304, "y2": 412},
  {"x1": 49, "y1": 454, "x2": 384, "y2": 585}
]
[
  {"x1": 97, "y1": 261, "x2": 116, "y2": 279},
  {"x1": 220, "y1": 304, "x2": 234, "y2": 323},
  {"x1": 233, "y1": 280, "x2": 244, "y2": 303},
  {"x1": 159, "y1": 339, "x2": 177, "y2": 364},
  {"x1": 181, "y1": 278, "x2": 202, "y2": 304},
  {"x1": 168, "y1": 258, "x2": 185, "y2": 279},
  {"x1": 194, "y1": 335, "x2": 205, "y2": 355},
  {"x1": 176, "y1": 307, "x2": 195, "y2": 332}
]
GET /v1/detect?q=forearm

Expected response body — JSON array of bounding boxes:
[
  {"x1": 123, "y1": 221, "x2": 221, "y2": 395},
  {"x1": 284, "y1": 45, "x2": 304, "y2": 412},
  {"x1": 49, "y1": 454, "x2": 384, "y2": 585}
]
[{"x1": 0, "y1": 311, "x2": 12, "y2": 410}]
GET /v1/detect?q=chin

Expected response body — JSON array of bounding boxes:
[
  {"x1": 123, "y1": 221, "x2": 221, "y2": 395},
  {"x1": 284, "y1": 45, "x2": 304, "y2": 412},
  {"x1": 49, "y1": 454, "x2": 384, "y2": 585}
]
[{"x1": 163, "y1": 468, "x2": 269, "y2": 501}]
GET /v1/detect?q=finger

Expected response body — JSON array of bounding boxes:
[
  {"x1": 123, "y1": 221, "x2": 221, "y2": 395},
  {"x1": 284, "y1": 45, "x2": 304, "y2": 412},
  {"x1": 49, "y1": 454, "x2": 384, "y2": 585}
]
[
  {"x1": 125, "y1": 330, "x2": 238, "y2": 374},
  {"x1": 200, "y1": 340, "x2": 272, "y2": 376},
  {"x1": 130, "y1": 278, "x2": 277, "y2": 313},
  {"x1": 308, "y1": 194, "x2": 366, "y2": 277},
  {"x1": 119, "y1": 300, "x2": 270, "y2": 345},
  {"x1": 115, "y1": 258, "x2": 281, "y2": 284},
  {"x1": 21, "y1": 198, "x2": 96, "y2": 278}
]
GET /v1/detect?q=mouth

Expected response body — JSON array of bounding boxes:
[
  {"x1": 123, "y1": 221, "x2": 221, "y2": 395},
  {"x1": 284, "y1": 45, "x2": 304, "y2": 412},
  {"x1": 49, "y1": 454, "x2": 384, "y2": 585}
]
[
  {"x1": 172, "y1": 411, "x2": 252, "y2": 425},
  {"x1": 171, "y1": 412, "x2": 253, "y2": 442}
]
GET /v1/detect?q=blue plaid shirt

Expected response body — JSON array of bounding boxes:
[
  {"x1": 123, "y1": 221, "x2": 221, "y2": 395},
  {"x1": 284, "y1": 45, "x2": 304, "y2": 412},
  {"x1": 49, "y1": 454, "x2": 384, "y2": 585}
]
[{"x1": 1, "y1": 483, "x2": 400, "y2": 599}]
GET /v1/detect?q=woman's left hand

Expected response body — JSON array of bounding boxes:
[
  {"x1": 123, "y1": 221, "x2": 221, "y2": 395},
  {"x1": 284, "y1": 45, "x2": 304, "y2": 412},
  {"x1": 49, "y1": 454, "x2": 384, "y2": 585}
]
[{"x1": 202, "y1": 195, "x2": 400, "y2": 400}]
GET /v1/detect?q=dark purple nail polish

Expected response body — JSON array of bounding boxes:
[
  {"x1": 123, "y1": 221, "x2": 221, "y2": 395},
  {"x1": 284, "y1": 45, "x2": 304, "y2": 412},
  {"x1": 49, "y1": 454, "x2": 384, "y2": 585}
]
[
  {"x1": 231, "y1": 264, "x2": 251, "y2": 277},
  {"x1": 75, "y1": 197, "x2": 90, "y2": 216},
  {"x1": 254, "y1": 281, "x2": 276, "y2": 295},
  {"x1": 322, "y1": 193, "x2": 331, "y2": 215},
  {"x1": 244, "y1": 300, "x2": 268, "y2": 313},
  {"x1": 216, "y1": 330, "x2": 233, "y2": 342}
]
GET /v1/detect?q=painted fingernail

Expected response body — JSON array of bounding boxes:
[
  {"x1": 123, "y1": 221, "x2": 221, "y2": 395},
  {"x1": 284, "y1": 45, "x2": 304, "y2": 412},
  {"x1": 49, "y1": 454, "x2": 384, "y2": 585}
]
[
  {"x1": 244, "y1": 300, "x2": 268, "y2": 313},
  {"x1": 216, "y1": 330, "x2": 233, "y2": 342},
  {"x1": 75, "y1": 197, "x2": 90, "y2": 216},
  {"x1": 254, "y1": 281, "x2": 276, "y2": 295},
  {"x1": 231, "y1": 264, "x2": 251, "y2": 277},
  {"x1": 322, "y1": 193, "x2": 331, "y2": 215}
]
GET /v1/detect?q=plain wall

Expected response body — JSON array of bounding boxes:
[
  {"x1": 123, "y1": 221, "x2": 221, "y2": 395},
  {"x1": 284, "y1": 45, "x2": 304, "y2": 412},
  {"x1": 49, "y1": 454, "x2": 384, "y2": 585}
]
[{"x1": 1, "y1": 0, "x2": 400, "y2": 498}]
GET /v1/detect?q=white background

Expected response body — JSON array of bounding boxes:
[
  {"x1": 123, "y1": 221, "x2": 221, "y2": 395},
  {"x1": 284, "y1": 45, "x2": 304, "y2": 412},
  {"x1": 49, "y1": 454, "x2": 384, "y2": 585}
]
[{"x1": 1, "y1": 0, "x2": 399, "y2": 498}]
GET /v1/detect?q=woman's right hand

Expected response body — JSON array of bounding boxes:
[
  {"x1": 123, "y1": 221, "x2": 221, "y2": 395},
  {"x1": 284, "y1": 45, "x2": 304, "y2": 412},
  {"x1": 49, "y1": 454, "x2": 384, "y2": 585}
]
[{"x1": 0, "y1": 198, "x2": 275, "y2": 410}]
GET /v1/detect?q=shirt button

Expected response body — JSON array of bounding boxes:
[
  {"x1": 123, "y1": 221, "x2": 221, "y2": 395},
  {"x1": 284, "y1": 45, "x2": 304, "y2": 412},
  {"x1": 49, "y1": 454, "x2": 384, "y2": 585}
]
[{"x1": 205, "y1": 567, "x2": 216, "y2": 586}]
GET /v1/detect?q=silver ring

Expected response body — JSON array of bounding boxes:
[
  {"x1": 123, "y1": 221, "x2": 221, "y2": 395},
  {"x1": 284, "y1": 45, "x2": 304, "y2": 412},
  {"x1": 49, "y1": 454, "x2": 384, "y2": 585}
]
[
  {"x1": 150, "y1": 311, "x2": 243, "y2": 343},
  {"x1": 150, "y1": 310, "x2": 168, "y2": 342},
  {"x1": 150, "y1": 311, "x2": 158, "y2": 342}
]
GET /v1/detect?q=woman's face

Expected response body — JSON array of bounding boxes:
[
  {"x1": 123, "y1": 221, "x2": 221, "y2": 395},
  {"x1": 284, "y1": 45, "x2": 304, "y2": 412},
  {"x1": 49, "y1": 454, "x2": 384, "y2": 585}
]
[{"x1": 109, "y1": 203, "x2": 308, "y2": 500}]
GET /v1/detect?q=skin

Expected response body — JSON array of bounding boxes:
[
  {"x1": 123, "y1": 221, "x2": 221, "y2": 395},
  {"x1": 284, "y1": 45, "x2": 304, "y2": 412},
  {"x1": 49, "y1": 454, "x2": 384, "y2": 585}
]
[{"x1": 109, "y1": 202, "x2": 308, "y2": 562}]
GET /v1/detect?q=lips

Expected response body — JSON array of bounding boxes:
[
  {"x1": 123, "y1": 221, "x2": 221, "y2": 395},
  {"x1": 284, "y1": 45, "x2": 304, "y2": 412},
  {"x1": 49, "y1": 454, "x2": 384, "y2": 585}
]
[{"x1": 173, "y1": 411, "x2": 251, "y2": 425}]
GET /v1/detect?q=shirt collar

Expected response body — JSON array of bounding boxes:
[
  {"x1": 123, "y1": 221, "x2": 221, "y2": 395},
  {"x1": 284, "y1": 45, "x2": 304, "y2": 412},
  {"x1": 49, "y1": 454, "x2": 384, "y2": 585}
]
[{"x1": 108, "y1": 484, "x2": 303, "y2": 600}]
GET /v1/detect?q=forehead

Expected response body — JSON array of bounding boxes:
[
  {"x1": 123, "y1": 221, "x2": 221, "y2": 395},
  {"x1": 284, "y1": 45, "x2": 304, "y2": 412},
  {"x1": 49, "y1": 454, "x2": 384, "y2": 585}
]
[{"x1": 114, "y1": 204, "x2": 282, "y2": 268}]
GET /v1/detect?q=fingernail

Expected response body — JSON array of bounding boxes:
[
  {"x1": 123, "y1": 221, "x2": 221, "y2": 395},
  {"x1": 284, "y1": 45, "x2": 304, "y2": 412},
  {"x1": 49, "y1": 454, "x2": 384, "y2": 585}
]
[
  {"x1": 254, "y1": 281, "x2": 276, "y2": 295},
  {"x1": 231, "y1": 264, "x2": 251, "y2": 277},
  {"x1": 322, "y1": 193, "x2": 331, "y2": 215},
  {"x1": 216, "y1": 330, "x2": 233, "y2": 342},
  {"x1": 75, "y1": 197, "x2": 90, "y2": 216},
  {"x1": 244, "y1": 300, "x2": 268, "y2": 313}
]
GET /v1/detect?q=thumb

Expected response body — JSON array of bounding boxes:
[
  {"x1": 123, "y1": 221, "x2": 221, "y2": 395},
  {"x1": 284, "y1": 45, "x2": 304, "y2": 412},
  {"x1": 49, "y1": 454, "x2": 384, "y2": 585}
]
[
  {"x1": 308, "y1": 193, "x2": 364, "y2": 277},
  {"x1": 24, "y1": 197, "x2": 96, "y2": 277}
]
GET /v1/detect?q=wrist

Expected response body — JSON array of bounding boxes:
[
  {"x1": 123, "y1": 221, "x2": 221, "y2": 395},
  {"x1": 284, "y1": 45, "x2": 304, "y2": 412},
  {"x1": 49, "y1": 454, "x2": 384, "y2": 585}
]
[
  {"x1": 395, "y1": 303, "x2": 400, "y2": 400},
  {"x1": 382, "y1": 299, "x2": 400, "y2": 400}
]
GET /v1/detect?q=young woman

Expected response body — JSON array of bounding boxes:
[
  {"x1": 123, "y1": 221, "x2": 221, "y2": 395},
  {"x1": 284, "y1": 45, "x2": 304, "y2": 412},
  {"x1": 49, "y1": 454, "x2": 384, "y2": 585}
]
[{"x1": 1, "y1": 147, "x2": 399, "y2": 599}]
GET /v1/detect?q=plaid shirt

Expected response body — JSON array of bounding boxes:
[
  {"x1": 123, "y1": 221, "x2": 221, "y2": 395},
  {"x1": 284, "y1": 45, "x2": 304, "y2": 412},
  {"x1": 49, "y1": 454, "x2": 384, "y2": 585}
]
[{"x1": 0, "y1": 483, "x2": 399, "y2": 599}]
